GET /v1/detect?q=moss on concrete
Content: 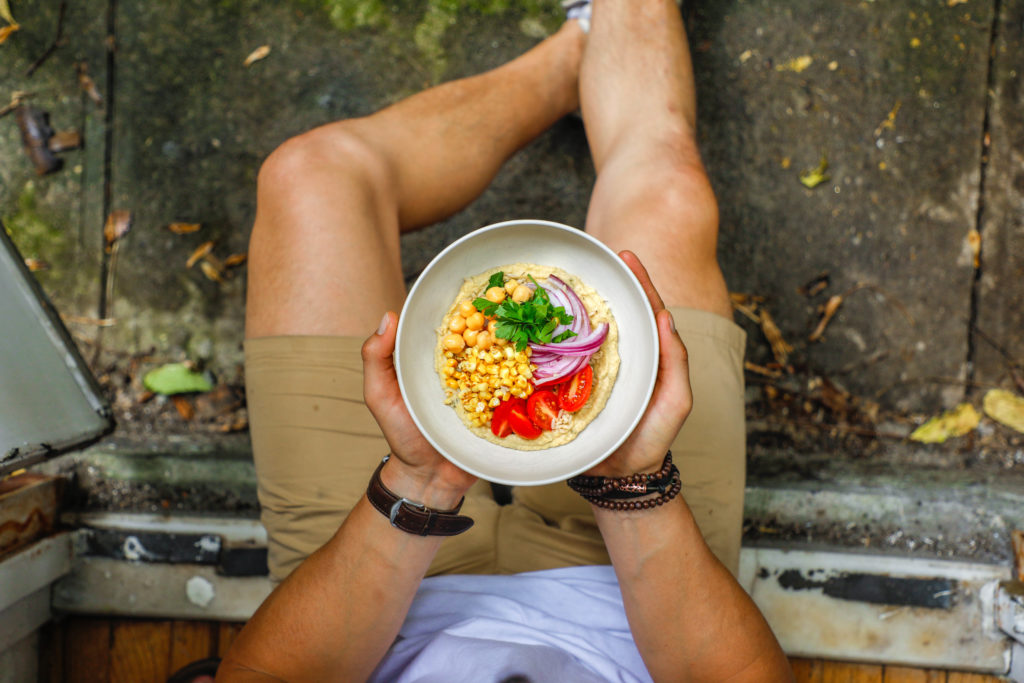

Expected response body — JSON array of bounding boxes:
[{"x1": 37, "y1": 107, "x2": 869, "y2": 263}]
[
  {"x1": 2, "y1": 182, "x2": 68, "y2": 273},
  {"x1": 316, "y1": 0, "x2": 559, "y2": 82},
  {"x1": 321, "y1": 0, "x2": 390, "y2": 31}
]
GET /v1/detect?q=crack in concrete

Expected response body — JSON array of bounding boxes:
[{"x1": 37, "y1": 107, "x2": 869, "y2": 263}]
[
  {"x1": 965, "y1": 0, "x2": 1004, "y2": 398},
  {"x1": 97, "y1": 0, "x2": 117, "y2": 324}
]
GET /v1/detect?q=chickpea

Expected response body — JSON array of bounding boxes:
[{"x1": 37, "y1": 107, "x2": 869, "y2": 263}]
[
  {"x1": 463, "y1": 329, "x2": 480, "y2": 347},
  {"x1": 442, "y1": 333, "x2": 466, "y2": 353},
  {"x1": 485, "y1": 286, "x2": 506, "y2": 304},
  {"x1": 458, "y1": 300, "x2": 477, "y2": 318},
  {"x1": 504, "y1": 279, "x2": 519, "y2": 295},
  {"x1": 449, "y1": 316, "x2": 467, "y2": 333},
  {"x1": 476, "y1": 331, "x2": 493, "y2": 350},
  {"x1": 512, "y1": 285, "x2": 533, "y2": 303},
  {"x1": 466, "y1": 312, "x2": 486, "y2": 331},
  {"x1": 487, "y1": 320, "x2": 499, "y2": 335}
]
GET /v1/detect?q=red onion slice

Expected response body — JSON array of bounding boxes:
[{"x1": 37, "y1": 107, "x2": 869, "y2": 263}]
[
  {"x1": 530, "y1": 323, "x2": 607, "y2": 355},
  {"x1": 533, "y1": 354, "x2": 590, "y2": 385},
  {"x1": 545, "y1": 286, "x2": 575, "y2": 337},
  {"x1": 547, "y1": 275, "x2": 591, "y2": 335}
]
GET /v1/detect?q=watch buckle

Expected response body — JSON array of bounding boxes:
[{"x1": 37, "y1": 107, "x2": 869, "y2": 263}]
[{"x1": 389, "y1": 497, "x2": 425, "y2": 526}]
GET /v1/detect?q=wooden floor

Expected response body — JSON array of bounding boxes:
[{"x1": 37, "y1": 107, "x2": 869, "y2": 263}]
[{"x1": 39, "y1": 617, "x2": 1008, "y2": 682}]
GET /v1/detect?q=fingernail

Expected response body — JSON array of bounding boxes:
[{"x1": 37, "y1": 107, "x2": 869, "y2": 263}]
[
  {"x1": 666, "y1": 311, "x2": 676, "y2": 332},
  {"x1": 377, "y1": 313, "x2": 389, "y2": 336}
]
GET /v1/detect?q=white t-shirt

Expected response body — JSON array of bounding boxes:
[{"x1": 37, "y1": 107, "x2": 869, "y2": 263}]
[{"x1": 368, "y1": 565, "x2": 652, "y2": 683}]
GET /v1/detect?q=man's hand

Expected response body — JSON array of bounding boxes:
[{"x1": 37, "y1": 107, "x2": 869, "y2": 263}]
[
  {"x1": 362, "y1": 311, "x2": 476, "y2": 506},
  {"x1": 584, "y1": 250, "x2": 693, "y2": 478}
]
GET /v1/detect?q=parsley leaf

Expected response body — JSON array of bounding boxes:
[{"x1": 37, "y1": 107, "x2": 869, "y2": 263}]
[
  {"x1": 487, "y1": 271, "x2": 506, "y2": 290},
  {"x1": 481, "y1": 278, "x2": 576, "y2": 351},
  {"x1": 552, "y1": 329, "x2": 577, "y2": 343},
  {"x1": 473, "y1": 297, "x2": 498, "y2": 316}
]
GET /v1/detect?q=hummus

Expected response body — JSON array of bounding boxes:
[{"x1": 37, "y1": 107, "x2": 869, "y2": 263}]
[{"x1": 436, "y1": 263, "x2": 619, "y2": 450}]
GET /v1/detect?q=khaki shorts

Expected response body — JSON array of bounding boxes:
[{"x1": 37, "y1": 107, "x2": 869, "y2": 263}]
[{"x1": 245, "y1": 307, "x2": 746, "y2": 582}]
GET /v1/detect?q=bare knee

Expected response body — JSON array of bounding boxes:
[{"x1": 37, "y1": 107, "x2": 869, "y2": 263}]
[
  {"x1": 594, "y1": 144, "x2": 720, "y2": 259},
  {"x1": 647, "y1": 153, "x2": 719, "y2": 247},
  {"x1": 246, "y1": 124, "x2": 405, "y2": 337},
  {"x1": 256, "y1": 123, "x2": 394, "y2": 214}
]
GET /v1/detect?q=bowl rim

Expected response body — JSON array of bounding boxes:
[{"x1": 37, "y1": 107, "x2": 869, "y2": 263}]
[{"x1": 395, "y1": 218, "x2": 659, "y2": 485}]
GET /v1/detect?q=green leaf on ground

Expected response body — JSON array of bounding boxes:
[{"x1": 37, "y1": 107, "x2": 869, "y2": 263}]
[
  {"x1": 909, "y1": 403, "x2": 980, "y2": 443},
  {"x1": 143, "y1": 362, "x2": 213, "y2": 395}
]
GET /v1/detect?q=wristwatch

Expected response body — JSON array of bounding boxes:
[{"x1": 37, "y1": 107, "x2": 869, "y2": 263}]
[{"x1": 365, "y1": 456, "x2": 474, "y2": 536}]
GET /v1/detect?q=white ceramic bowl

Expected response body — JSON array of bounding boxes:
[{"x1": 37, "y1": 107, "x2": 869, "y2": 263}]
[{"x1": 395, "y1": 219, "x2": 658, "y2": 486}]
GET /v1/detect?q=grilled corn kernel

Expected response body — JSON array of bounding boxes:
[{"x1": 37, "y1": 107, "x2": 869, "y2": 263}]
[{"x1": 446, "y1": 379, "x2": 458, "y2": 388}]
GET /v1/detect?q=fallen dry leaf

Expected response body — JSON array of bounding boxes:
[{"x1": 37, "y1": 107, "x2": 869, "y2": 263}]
[
  {"x1": 103, "y1": 210, "x2": 132, "y2": 252},
  {"x1": 168, "y1": 222, "x2": 201, "y2": 234},
  {"x1": 224, "y1": 252, "x2": 247, "y2": 267},
  {"x1": 729, "y1": 292, "x2": 763, "y2": 323},
  {"x1": 818, "y1": 378, "x2": 850, "y2": 416},
  {"x1": 172, "y1": 394, "x2": 195, "y2": 420},
  {"x1": 47, "y1": 129, "x2": 81, "y2": 152},
  {"x1": 243, "y1": 45, "x2": 271, "y2": 67},
  {"x1": 909, "y1": 403, "x2": 980, "y2": 443},
  {"x1": 759, "y1": 310, "x2": 793, "y2": 365},
  {"x1": 218, "y1": 416, "x2": 249, "y2": 433},
  {"x1": 744, "y1": 361, "x2": 782, "y2": 379},
  {"x1": 983, "y1": 389, "x2": 1024, "y2": 433},
  {"x1": 204, "y1": 252, "x2": 224, "y2": 271},
  {"x1": 186, "y1": 240, "x2": 215, "y2": 268},
  {"x1": 776, "y1": 55, "x2": 813, "y2": 73},
  {"x1": 0, "y1": 0, "x2": 15, "y2": 24},
  {"x1": 967, "y1": 229, "x2": 981, "y2": 269},
  {"x1": 0, "y1": 91, "x2": 29, "y2": 119},
  {"x1": 76, "y1": 63, "x2": 103, "y2": 106},
  {"x1": 60, "y1": 313, "x2": 116, "y2": 327},
  {"x1": 809, "y1": 294, "x2": 844, "y2": 342},
  {"x1": 874, "y1": 101, "x2": 902, "y2": 138},
  {"x1": 799, "y1": 153, "x2": 830, "y2": 189},
  {"x1": 200, "y1": 260, "x2": 223, "y2": 282},
  {"x1": 0, "y1": 22, "x2": 18, "y2": 44},
  {"x1": 798, "y1": 273, "x2": 830, "y2": 297}
]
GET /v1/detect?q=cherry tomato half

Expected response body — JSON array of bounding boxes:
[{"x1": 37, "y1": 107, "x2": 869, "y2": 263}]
[
  {"x1": 557, "y1": 365, "x2": 593, "y2": 413},
  {"x1": 508, "y1": 398, "x2": 543, "y2": 439},
  {"x1": 490, "y1": 398, "x2": 516, "y2": 438},
  {"x1": 527, "y1": 390, "x2": 559, "y2": 430}
]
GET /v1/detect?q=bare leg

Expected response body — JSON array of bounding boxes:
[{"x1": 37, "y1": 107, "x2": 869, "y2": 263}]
[
  {"x1": 572, "y1": 0, "x2": 745, "y2": 576},
  {"x1": 246, "y1": 24, "x2": 585, "y2": 338},
  {"x1": 580, "y1": 0, "x2": 731, "y2": 318}
]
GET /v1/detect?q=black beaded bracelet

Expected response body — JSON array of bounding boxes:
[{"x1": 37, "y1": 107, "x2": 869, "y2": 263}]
[{"x1": 566, "y1": 452, "x2": 682, "y2": 510}]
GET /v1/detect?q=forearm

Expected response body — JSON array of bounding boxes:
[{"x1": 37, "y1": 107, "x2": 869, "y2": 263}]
[
  {"x1": 219, "y1": 462, "x2": 467, "y2": 682},
  {"x1": 595, "y1": 497, "x2": 793, "y2": 682}
]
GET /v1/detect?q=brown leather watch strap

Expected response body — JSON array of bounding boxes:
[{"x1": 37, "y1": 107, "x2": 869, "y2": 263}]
[{"x1": 365, "y1": 457, "x2": 474, "y2": 536}]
